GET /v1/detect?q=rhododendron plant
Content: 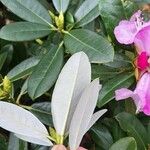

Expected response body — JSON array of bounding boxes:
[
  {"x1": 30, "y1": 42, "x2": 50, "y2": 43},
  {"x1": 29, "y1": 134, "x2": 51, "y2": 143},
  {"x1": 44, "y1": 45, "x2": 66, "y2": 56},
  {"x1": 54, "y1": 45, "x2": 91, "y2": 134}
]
[
  {"x1": 0, "y1": 52, "x2": 106, "y2": 149},
  {"x1": 0, "y1": 0, "x2": 150, "y2": 149}
]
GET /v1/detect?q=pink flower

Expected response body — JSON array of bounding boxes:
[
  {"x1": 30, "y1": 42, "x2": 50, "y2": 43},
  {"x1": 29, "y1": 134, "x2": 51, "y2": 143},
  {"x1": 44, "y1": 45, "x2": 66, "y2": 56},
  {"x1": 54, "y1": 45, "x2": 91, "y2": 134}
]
[
  {"x1": 77, "y1": 147, "x2": 87, "y2": 150},
  {"x1": 137, "y1": 52, "x2": 149, "y2": 71},
  {"x1": 115, "y1": 72, "x2": 150, "y2": 116},
  {"x1": 51, "y1": 145, "x2": 67, "y2": 150},
  {"x1": 114, "y1": 10, "x2": 150, "y2": 55}
]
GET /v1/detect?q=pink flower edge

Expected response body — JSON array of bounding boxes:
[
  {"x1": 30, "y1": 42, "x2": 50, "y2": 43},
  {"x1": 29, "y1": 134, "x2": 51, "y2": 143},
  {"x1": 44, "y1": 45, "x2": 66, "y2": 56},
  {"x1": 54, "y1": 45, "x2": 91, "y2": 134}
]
[{"x1": 115, "y1": 73, "x2": 150, "y2": 116}]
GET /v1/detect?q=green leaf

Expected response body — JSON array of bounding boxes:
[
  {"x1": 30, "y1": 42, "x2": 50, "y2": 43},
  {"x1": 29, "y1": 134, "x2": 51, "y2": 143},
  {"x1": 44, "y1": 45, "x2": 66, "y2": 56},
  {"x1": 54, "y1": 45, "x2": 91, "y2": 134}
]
[
  {"x1": 135, "y1": 0, "x2": 150, "y2": 3},
  {"x1": 0, "y1": 51, "x2": 8, "y2": 71},
  {"x1": 20, "y1": 79, "x2": 28, "y2": 95},
  {"x1": 1, "y1": 0, "x2": 52, "y2": 26},
  {"x1": 0, "y1": 134, "x2": 7, "y2": 150},
  {"x1": 31, "y1": 102, "x2": 52, "y2": 126},
  {"x1": 8, "y1": 133, "x2": 28, "y2": 150},
  {"x1": 116, "y1": 112, "x2": 148, "y2": 150},
  {"x1": 37, "y1": 0, "x2": 51, "y2": 10},
  {"x1": 103, "y1": 118, "x2": 126, "y2": 142},
  {"x1": 74, "y1": 0, "x2": 99, "y2": 27},
  {"x1": 0, "y1": 44, "x2": 13, "y2": 71},
  {"x1": 121, "y1": 1, "x2": 139, "y2": 19},
  {"x1": 28, "y1": 44, "x2": 64, "y2": 99},
  {"x1": 64, "y1": 29, "x2": 114, "y2": 63},
  {"x1": 92, "y1": 65, "x2": 126, "y2": 81},
  {"x1": 0, "y1": 22, "x2": 51, "y2": 41},
  {"x1": 99, "y1": 0, "x2": 126, "y2": 40},
  {"x1": 52, "y1": 0, "x2": 70, "y2": 13},
  {"x1": 105, "y1": 53, "x2": 132, "y2": 68},
  {"x1": 109, "y1": 137, "x2": 137, "y2": 150},
  {"x1": 30, "y1": 144, "x2": 49, "y2": 150},
  {"x1": 7, "y1": 57, "x2": 40, "y2": 82},
  {"x1": 97, "y1": 72, "x2": 135, "y2": 108},
  {"x1": 148, "y1": 122, "x2": 150, "y2": 143},
  {"x1": 91, "y1": 124, "x2": 113, "y2": 150}
]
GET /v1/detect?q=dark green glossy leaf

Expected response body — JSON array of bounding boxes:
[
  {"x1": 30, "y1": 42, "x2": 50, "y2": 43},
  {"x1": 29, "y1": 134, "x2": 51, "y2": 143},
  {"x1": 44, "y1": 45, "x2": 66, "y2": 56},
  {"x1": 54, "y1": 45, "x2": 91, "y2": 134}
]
[
  {"x1": 116, "y1": 112, "x2": 148, "y2": 150},
  {"x1": 52, "y1": 0, "x2": 70, "y2": 12},
  {"x1": 92, "y1": 65, "x2": 126, "y2": 81},
  {"x1": 0, "y1": 44, "x2": 13, "y2": 71},
  {"x1": 0, "y1": 51, "x2": 8, "y2": 71},
  {"x1": 109, "y1": 137, "x2": 137, "y2": 150},
  {"x1": 64, "y1": 29, "x2": 114, "y2": 63},
  {"x1": 105, "y1": 53, "x2": 132, "y2": 68},
  {"x1": 97, "y1": 72, "x2": 135, "y2": 107},
  {"x1": 74, "y1": 0, "x2": 99, "y2": 27},
  {"x1": 91, "y1": 124, "x2": 113, "y2": 150},
  {"x1": 27, "y1": 42, "x2": 54, "y2": 57},
  {"x1": 122, "y1": 1, "x2": 139, "y2": 19},
  {"x1": 8, "y1": 133, "x2": 28, "y2": 150},
  {"x1": 103, "y1": 118, "x2": 126, "y2": 142},
  {"x1": 37, "y1": 0, "x2": 51, "y2": 10},
  {"x1": 0, "y1": 134, "x2": 7, "y2": 150},
  {"x1": 30, "y1": 144, "x2": 49, "y2": 150},
  {"x1": 7, "y1": 57, "x2": 40, "y2": 82},
  {"x1": 0, "y1": 22, "x2": 51, "y2": 41},
  {"x1": 28, "y1": 44, "x2": 63, "y2": 99},
  {"x1": 1, "y1": 0, "x2": 52, "y2": 26},
  {"x1": 99, "y1": 0, "x2": 126, "y2": 40},
  {"x1": 31, "y1": 102, "x2": 52, "y2": 126}
]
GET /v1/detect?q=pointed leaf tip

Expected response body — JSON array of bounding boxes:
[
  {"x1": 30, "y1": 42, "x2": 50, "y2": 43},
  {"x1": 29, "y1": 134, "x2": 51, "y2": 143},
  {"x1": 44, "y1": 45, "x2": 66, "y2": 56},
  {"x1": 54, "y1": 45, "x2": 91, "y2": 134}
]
[
  {"x1": 69, "y1": 79, "x2": 100, "y2": 150},
  {"x1": 0, "y1": 101, "x2": 52, "y2": 146},
  {"x1": 51, "y1": 51, "x2": 91, "y2": 136}
]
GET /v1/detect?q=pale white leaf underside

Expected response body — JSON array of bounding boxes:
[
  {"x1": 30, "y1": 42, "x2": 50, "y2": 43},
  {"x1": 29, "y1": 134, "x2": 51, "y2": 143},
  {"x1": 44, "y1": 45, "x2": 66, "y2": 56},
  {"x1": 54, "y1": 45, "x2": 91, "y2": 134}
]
[
  {"x1": 0, "y1": 101, "x2": 52, "y2": 146},
  {"x1": 86, "y1": 109, "x2": 107, "y2": 131},
  {"x1": 69, "y1": 79, "x2": 101, "y2": 150},
  {"x1": 51, "y1": 52, "x2": 91, "y2": 136}
]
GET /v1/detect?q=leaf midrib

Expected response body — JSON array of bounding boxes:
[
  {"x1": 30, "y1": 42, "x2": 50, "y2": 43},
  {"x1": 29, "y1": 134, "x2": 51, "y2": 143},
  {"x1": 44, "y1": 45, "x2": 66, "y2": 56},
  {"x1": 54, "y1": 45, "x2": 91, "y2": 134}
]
[
  {"x1": 72, "y1": 89, "x2": 92, "y2": 149},
  {"x1": 75, "y1": 4, "x2": 99, "y2": 25},
  {"x1": 116, "y1": 117, "x2": 146, "y2": 149},
  {"x1": 67, "y1": 31, "x2": 105, "y2": 55},
  {"x1": 32, "y1": 44, "x2": 62, "y2": 98},
  {"x1": 16, "y1": 0, "x2": 52, "y2": 26},
  {"x1": 62, "y1": 53, "x2": 84, "y2": 136},
  {"x1": 2, "y1": 28, "x2": 51, "y2": 35}
]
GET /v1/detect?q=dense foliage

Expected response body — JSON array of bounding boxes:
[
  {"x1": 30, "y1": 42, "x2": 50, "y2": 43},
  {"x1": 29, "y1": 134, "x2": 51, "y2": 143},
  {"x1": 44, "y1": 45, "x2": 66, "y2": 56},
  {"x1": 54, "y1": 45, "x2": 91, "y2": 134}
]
[{"x1": 0, "y1": 0, "x2": 150, "y2": 150}]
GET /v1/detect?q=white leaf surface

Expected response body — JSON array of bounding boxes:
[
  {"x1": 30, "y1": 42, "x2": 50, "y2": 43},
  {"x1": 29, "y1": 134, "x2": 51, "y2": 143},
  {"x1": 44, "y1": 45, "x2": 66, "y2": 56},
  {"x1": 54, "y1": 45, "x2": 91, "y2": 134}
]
[
  {"x1": 51, "y1": 52, "x2": 91, "y2": 136},
  {"x1": 15, "y1": 134, "x2": 51, "y2": 146},
  {"x1": 0, "y1": 101, "x2": 52, "y2": 146},
  {"x1": 86, "y1": 109, "x2": 107, "y2": 131},
  {"x1": 69, "y1": 79, "x2": 100, "y2": 150}
]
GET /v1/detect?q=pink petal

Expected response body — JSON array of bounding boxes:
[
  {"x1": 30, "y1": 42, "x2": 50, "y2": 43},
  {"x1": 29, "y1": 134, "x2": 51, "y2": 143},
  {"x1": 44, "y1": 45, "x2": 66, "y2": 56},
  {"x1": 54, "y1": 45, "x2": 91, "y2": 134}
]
[
  {"x1": 115, "y1": 88, "x2": 133, "y2": 100},
  {"x1": 77, "y1": 147, "x2": 87, "y2": 150},
  {"x1": 134, "y1": 26, "x2": 150, "y2": 56},
  {"x1": 143, "y1": 105, "x2": 150, "y2": 116},
  {"x1": 130, "y1": 10, "x2": 142, "y2": 21},
  {"x1": 137, "y1": 52, "x2": 149, "y2": 70},
  {"x1": 51, "y1": 145, "x2": 67, "y2": 150},
  {"x1": 114, "y1": 20, "x2": 137, "y2": 44},
  {"x1": 135, "y1": 73, "x2": 150, "y2": 115},
  {"x1": 135, "y1": 73, "x2": 150, "y2": 114}
]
